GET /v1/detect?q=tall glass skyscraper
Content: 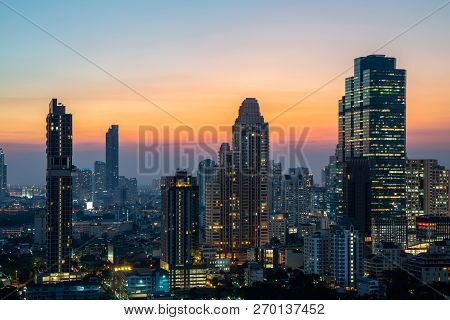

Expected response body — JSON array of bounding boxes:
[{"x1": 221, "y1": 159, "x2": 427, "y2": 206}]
[
  {"x1": 46, "y1": 98, "x2": 73, "y2": 273},
  {"x1": 106, "y1": 125, "x2": 119, "y2": 191},
  {"x1": 338, "y1": 55, "x2": 407, "y2": 247}
]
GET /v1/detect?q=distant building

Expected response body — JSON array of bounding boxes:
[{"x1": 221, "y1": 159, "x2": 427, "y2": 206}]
[
  {"x1": 198, "y1": 159, "x2": 214, "y2": 243},
  {"x1": 118, "y1": 176, "x2": 138, "y2": 204},
  {"x1": 269, "y1": 161, "x2": 283, "y2": 214},
  {"x1": 106, "y1": 125, "x2": 119, "y2": 191},
  {"x1": 323, "y1": 150, "x2": 343, "y2": 220},
  {"x1": 93, "y1": 161, "x2": 106, "y2": 202},
  {"x1": 282, "y1": 167, "x2": 313, "y2": 226},
  {"x1": 311, "y1": 186, "x2": 327, "y2": 214},
  {"x1": 0, "y1": 148, "x2": 8, "y2": 197},
  {"x1": 73, "y1": 167, "x2": 93, "y2": 203}
]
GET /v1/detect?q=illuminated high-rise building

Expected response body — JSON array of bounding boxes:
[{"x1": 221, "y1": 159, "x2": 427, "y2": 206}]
[
  {"x1": 0, "y1": 148, "x2": 7, "y2": 197},
  {"x1": 204, "y1": 99, "x2": 270, "y2": 262},
  {"x1": 198, "y1": 159, "x2": 214, "y2": 243},
  {"x1": 46, "y1": 98, "x2": 73, "y2": 273},
  {"x1": 205, "y1": 143, "x2": 240, "y2": 259},
  {"x1": 232, "y1": 98, "x2": 270, "y2": 251},
  {"x1": 106, "y1": 125, "x2": 119, "y2": 191},
  {"x1": 160, "y1": 170, "x2": 206, "y2": 290},
  {"x1": 338, "y1": 55, "x2": 407, "y2": 247}
]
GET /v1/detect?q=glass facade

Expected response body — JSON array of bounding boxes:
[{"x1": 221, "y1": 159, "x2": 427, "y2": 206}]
[{"x1": 339, "y1": 55, "x2": 407, "y2": 247}]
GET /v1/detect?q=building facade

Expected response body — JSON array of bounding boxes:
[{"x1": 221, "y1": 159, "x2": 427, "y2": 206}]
[
  {"x1": 406, "y1": 159, "x2": 449, "y2": 245},
  {"x1": 338, "y1": 55, "x2": 407, "y2": 247},
  {"x1": 46, "y1": 98, "x2": 73, "y2": 273},
  {"x1": 160, "y1": 170, "x2": 206, "y2": 289},
  {"x1": 232, "y1": 98, "x2": 270, "y2": 250}
]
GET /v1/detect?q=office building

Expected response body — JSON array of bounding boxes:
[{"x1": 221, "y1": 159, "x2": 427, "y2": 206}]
[
  {"x1": 46, "y1": 98, "x2": 73, "y2": 273},
  {"x1": 94, "y1": 161, "x2": 106, "y2": 194},
  {"x1": 338, "y1": 55, "x2": 407, "y2": 247},
  {"x1": 73, "y1": 167, "x2": 93, "y2": 203},
  {"x1": 106, "y1": 125, "x2": 119, "y2": 191},
  {"x1": 118, "y1": 176, "x2": 138, "y2": 204}
]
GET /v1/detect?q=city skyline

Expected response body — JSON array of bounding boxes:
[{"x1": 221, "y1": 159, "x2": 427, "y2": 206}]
[{"x1": 1, "y1": 0, "x2": 450, "y2": 184}]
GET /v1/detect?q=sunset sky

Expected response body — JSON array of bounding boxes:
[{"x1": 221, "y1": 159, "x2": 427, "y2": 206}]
[{"x1": 1, "y1": 0, "x2": 450, "y2": 184}]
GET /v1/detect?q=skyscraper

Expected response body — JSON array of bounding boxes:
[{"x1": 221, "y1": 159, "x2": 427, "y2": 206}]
[
  {"x1": 106, "y1": 125, "x2": 119, "y2": 192},
  {"x1": 46, "y1": 98, "x2": 73, "y2": 273},
  {"x1": 232, "y1": 98, "x2": 270, "y2": 250},
  {"x1": 160, "y1": 170, "x2": 206, "y2": 289},
  {"x1": 338, "y1": 55, "x2": 407, "y2": 247},
  {"x1": 0, "y1": 148, "x2": 7, "y2": 197},
  {"x1": 206, "y1": 143, "x2": 240, "y2": 258},
  {"x1": 198, "y1": 159, "x2": 214, "y2": 243}
]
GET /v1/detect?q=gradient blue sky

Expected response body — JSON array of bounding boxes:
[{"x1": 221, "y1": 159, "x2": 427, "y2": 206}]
[{"x1": 1, "y1": 0, "x2": 449, "y2": 184}]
